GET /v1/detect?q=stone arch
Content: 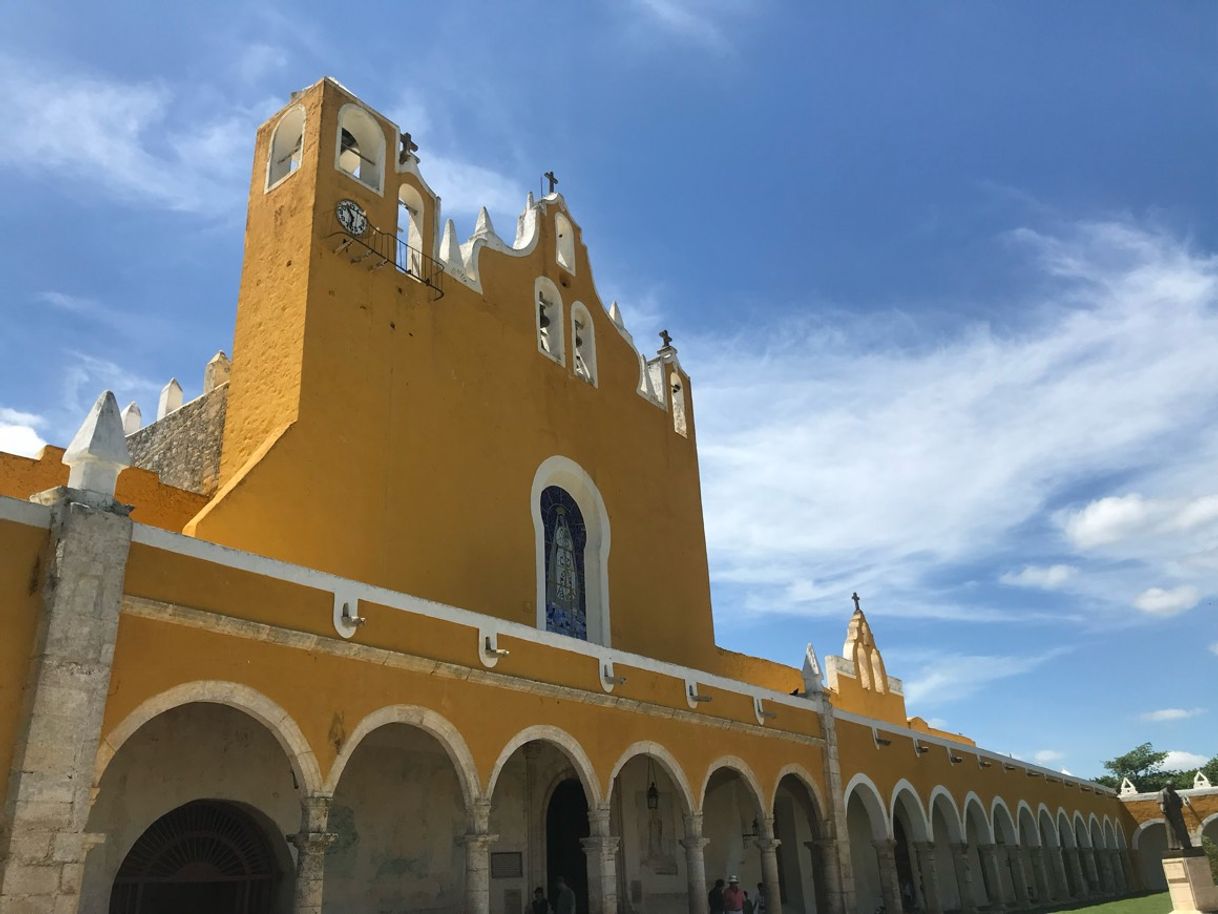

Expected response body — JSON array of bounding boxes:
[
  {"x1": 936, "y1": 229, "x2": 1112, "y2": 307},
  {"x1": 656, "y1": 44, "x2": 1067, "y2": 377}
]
[
  {"x1": 890, "y1": 778, "x2": 930, "y2": 841},
  {"x1": 94, "y1": 680, "x2": 322, "y2": 796},
  {"x1": 769, "y1": 762, "x2": 828, "y2": 820},
  {"x1": 487, "y1": 724, "x2": 602, "y2": 807},
  {"x1": 323, "y1": 705, "x2": 479, "y2": 809},
  {"x1": 569, "y1": 300, "x2": 598, "y2": 386},
  {"x1": 698, "y1": 755, "x2": 765, "y2": 815},
  {"x1": 1197, "y1": 812, "x2": 1218, "y2": 845},
  {"x1": 991, "y1": 797, "x2": 1018, "y2": 844},
  {"x1": 532, "y1": 454, "x2": 612, "y2": 646},
  {"x1": 1132, "y1": 818, "x2": 1165, "y2": 851},
  {"x1": 1073, "y1": 811, "x2": 1090, "y2": 847},
  {"x1": 1101, "y1": 817, "x2": 1117, "y2": 848},
  {"x1": 554, "y1": 211, "x2": 576, "y2": 273},
  {"x1": 605, "y1": 740, "x2": 695, "y2": 817},
  {"x1": 845, "y1": 772, "x2": 890, "y2": 840},
  {"x1": 335, "y1": 102, "x2": 385, "y2": 193},
  {"x1": 535, "y1": 275, "x2": 565, "y2": 364},
  {"x1": 1017, "y1": 800, "x2": 1040, "y2": 845},
  {"x1": 928, "y1": 786, "x2": 964, "y2": 842},
  {"x1": 1057, "y1": 809, "x2": 1076, "y2": 847},
  {"x1": 1088, "y1": 813, "x2": 1103, "y2": 849},
  {"x1": 963, "y1": 792, "x2": 994, "y2": 844}
]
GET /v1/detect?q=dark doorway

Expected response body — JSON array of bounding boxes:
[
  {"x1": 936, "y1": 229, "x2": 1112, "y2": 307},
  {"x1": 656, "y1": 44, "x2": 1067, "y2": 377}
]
[
  {"x1": 110, "y1": 799, "x2": 281, "y2": 914},
  {"x1": 893, "y1": 818, "x2": 916, "y2": 913},
  {"x1": 546, "y1": 778, "x2": 590, "y2": 912}
]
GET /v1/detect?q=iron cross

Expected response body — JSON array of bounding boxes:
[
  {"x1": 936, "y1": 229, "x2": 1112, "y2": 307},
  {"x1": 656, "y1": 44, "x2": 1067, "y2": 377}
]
[
  {"x1": 544, "y1": 171, "x2": 559, "y2": 194},
  {"x1": 659, "y1": 329, "x2": 673, "y2": 348},
  {"x1": 399, "y1": 132, "x2": 418, "y2": 164},
  {"x1": 852, "y1": 592, "x2": 862, "y2": 612}
]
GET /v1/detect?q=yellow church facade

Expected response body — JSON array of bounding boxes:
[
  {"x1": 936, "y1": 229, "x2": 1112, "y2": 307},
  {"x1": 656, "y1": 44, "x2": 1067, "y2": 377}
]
[{"x1": 0, "y1": 78, "x2": 1155, "y2": 914}]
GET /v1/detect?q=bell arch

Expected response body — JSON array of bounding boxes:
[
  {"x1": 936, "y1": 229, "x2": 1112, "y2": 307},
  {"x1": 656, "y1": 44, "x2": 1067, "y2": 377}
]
[
  {"x1": 487, "y1": 724, "x2": 602, "y2": 807},
  {"x1": 266, "y1": 105, "x2": 305, "y2": 190}
]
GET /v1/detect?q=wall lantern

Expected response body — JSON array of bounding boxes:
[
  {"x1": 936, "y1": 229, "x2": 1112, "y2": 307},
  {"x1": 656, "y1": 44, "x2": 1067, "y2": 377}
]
[{"x1": 646, "y1": 757, "x2": 660, "y2": 811}]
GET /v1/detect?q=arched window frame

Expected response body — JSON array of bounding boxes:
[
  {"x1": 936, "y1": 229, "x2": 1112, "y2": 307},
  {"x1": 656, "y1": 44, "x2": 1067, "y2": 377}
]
[
  {"x1": 265, "y1": 105, "x2": 306, "y2": 192},
  {"x1": 535, "y1": 276, "x2": 565, "y2": 366},
  {"x1": 397, "y1": 183, "x2": 426, "y2": 277},
  {"x1": 531, "y1": 456, "x2": 611, "y2": 646},
  {"x1": 569, "y1": 301, "x2": 597, "y2": 386},
  {"x1": 669, "y1": 370, "x2": 688, "y2": 437},
  {"x1": 334, "y1": 103, "x2": 385, "y2": 194},
  {"x1": 555, "y1": 212, "x2": 576, "y2": 274}
]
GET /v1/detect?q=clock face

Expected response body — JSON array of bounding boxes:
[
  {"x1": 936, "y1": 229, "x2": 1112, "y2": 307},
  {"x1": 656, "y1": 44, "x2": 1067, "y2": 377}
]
[{"x1": 336, "y1": 199, "x2": 368, "y2": 236}]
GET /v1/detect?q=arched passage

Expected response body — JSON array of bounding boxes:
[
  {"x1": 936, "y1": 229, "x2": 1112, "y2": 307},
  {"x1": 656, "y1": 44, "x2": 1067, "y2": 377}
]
[
  {"x1": 845, "y1": 776, "x2": 889, "y2": 914},
  {"x1": 928, "y1": 789, "x2": 964, "y2": 912},
  {"x1": 963, "y1": 795, "x2": 994, "y2": 909},
  {"x1": 701, "y1": 758, "x2": 766, "y2": 902},
  {"x1": 487, "y1": 727, "x2": 601, "y2": 910},
  {"x1": 109, "y1": 799, "x2": 286, "y2": 914},
  {"x1": 992, "y1": 800, "x2": 1020, "y2": 907},
  {"x1": 1039, "y1": 805, "x2": 1068, "y2": 900},
  {"x1": 85, "y1": 699, "x2": 302, "y2": 914},
  {"x1": 1133, "y1": 820, "x2": 1168, "y2": 891},
  {"x1": 891, "y1": 782, "x2": 929, "y2": 912},
  {"x1": 772, "y1": 771, "x2": 829, "y2": 914},
  {"x1": 1016, "y1": 803, "x2": 1041, "y2": 904},
  {"x1": 605, "y1": 743, "x2": 695, "y2": 910},
  {"x1": 322, "y1": 714, "x2": 472, "y2": 912}
]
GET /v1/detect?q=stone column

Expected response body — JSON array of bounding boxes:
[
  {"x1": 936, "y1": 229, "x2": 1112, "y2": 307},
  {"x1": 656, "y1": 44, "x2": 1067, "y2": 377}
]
[
  {"x1": 820, "y1": 705, "x2": 857, "y2": 914},
  {"x1": 1004, "y1": 846, "x2": 1028, "y2": 910},
  {"x1": 1049, "y1": 847, "x2": 1069, "y2": 901},
  {"x1": 873, "y1": 840, "x2": 903, "y2": 914},
  {"x1": 1029, "y1": 847, "x2": 1050, "y2": 903},
  {"x1": 1081, "y1": 847, "x2": 1099, "y2": 896},
  {"x1": 1120, "y1": 847, "x2": 1139, "y2": 893},
  {"x1": 0, "y1": 470, "x2": 134, "y2": 914},
  {"x1": 810, "y1": 837, "x2": 845, "y2": 914},
  {"x1": 463, "y1": 798, "x2": 497, "y2": 914},
  {"x1": 1064, "y1": 848, "x2": 1086, "y2": 898},
  {"x1": 977, "y1": 845, "x2": 1007, "y2": 913},
  {"x1": 912, "y1": 842, "x2": 944, "y2": 914},
  {"x1": 681, "y1": 814, "x2": 710, "y2": 914},
  {"x1": 584, "y1": 805, "x2": 619, "y2": 914},
  {"x1": 758, "y1": 816, "x2": 783, "y2": 914},
  {"x1": 289, "y1": 795, "x2": 336, "y2": 914},
  {"x1": 1108, "y1": 849, "x2": 1126, "y2": 894},
  {"x1": 950, "y1": 843, "x2": 978, "y2": 914}
]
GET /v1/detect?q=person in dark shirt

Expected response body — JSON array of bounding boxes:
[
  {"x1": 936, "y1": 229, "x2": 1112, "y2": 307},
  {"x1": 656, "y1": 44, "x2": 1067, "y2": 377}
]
[
  {"x1": 531, "y1": 886, "x2": 552, "y2": 914},
  {"x1": 709, "y1": 878, "x2": 727, "y2": 914}
]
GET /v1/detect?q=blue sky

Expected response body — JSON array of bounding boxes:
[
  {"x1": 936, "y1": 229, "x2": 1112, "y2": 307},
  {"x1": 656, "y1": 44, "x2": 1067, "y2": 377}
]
[{"x1": 1, "y1": 1, "x2": 1215, "y2": 778}]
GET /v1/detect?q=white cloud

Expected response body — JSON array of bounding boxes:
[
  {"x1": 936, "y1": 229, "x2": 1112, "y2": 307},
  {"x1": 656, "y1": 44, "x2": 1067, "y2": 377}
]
[
  {"x1": 626, "y1": 0, "x2": 736, "y2": 52},
  {"x1": 900, "y1": 647, "x2": 1071, "y2": 707},
  {"x1": 0, "y1": 407, "x2": 46, "y2": 458},
  {"x1": 689, "y1": 220, "x2": 1218, "y2": 623},
  {"x1": 1034, "y1": 749, "x2": 1064, "y2": 763},
  {"x1": 1139, "y1": 708, "x2": 1205, "y2": 722},
  {"x1": 1210, "y1": 642, "x2": 1218, "y2": 657},
  {"x1": 1162, "y1": 750, "x2": 1210, "y2": 770},
  {"x1": 1062, "y1": 495, "x2": 1153, "y2": 549},
  {"x1": 1133, "y1": 586, "x2": 1200, "y2": 616},
  {"x1": 0, "y1": 55, "x2": 273, "y2": 215},
  {"x1": 425, "y1": 154, "x2": 524, "y2": 221},
  {"x1": 1000, "y1": 564, "x2": 1077, "y2": 590}
]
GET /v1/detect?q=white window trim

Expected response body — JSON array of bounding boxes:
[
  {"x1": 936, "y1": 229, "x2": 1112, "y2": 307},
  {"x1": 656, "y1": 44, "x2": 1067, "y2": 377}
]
[
  {"x1": 334, "y1": 102, "x2": 386, "y2": 196},
  {"x1": 265, "y1": 104, "x2": 306, "y2": 194},
  {"x1": 531, "y1": 455, "x2": 611, "y2": 646},
  {"x1": 555, "y1": 211, "x2": 576, "y2": 274}
]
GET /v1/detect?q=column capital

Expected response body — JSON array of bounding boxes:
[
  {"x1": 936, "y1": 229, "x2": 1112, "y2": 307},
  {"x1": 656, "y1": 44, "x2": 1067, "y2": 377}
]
[
  {"x1": 680, "y1": 836, "x2": 711, "y2": 851},
  {"x1": 581, "y1": 835, "x2": 620, "y2": 854},
  {"x1": 683, "y1": 811, "x2": 705, "y2": 837},
  {"x1": 470, "y1": 796, "x2": 493, "y2": 833},
  {"x1": 460, "y1": 832, "x2": 500, "y2": 850},
  {"x1": 588, "y1": 803, "x2": 613, "y2": 838},
  {"x1": 756, "y1": 837, "x2": 782, "y2": 853},
  {"x1": 289, "y1": 831, "x2": 337, "y2": 853}
]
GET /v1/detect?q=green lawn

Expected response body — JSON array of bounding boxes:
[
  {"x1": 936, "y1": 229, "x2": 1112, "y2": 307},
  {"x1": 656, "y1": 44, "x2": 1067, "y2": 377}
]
[{"x1": 1038, "y1": 892, "x2": 1172, "y2": 914}]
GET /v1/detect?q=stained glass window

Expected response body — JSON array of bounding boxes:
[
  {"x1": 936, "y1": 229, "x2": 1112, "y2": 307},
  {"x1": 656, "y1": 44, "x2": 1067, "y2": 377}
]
[{"x1": 542, "y1": 485, "x2": 587, "y2": 639}]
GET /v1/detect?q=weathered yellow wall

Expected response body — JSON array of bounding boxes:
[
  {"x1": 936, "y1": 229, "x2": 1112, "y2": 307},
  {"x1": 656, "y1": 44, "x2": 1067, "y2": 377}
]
[
  {"x1": 188, "y1": 79, "x2": 719, "y2": 672},
  {"x1": 831, "y1": 673, "x2": 910, "y2": 726},
  {"x1": 0, "y1": 449, "x2": 207, "y2": 532},
  {"x1": 0, "y1": 518, "x2": 47, "y2": 807}
]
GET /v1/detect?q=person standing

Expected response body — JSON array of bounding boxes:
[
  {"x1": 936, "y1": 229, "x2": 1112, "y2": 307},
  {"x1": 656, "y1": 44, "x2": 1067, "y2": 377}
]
[
  {"x1": 755, "y1": 882, "x2": 768, "y2": 914},
  {"x1": 709, "y1": 878, "x2": 726, "y2": 914},
  {"x1": 531, "y1": 886, "x2": 553, "y2": 914},
  {"x1": 724, "y1": 876, "x2": 746, "y2": 914},
  {"x1": 554, "y1": 876, "x2": 576, "y2": 914}
]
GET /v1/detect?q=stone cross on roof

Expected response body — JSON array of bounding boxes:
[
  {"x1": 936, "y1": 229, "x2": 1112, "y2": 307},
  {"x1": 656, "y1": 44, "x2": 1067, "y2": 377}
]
[{"x1": 852, "y1": 592, "x2": 862, "y2": 613}]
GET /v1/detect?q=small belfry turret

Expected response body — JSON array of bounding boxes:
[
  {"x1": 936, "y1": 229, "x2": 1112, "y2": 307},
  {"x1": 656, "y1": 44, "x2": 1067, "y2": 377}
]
[
  {"x1": 843, "y1": 592, "x2": 890, "y2": 694},
  {"x1": 823, "y1": 592, "x2": 909, "y2": 725}
]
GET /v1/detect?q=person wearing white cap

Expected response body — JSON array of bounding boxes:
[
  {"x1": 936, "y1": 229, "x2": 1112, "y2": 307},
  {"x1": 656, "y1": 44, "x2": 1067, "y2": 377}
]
[{"x1": 724, "y1": 876, "x2": 746, "y2": 913}]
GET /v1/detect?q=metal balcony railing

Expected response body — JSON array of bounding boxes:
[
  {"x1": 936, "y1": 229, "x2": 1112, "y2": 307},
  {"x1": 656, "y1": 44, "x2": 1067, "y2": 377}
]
[{"x1": 327, "y1": 211, "x2": 445, "y2": 301}]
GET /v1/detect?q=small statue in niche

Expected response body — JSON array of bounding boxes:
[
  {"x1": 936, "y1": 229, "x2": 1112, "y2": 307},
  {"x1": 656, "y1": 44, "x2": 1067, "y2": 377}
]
[{"x1": 1158, "y1": 785, "x2": 1193, "y2": 852}]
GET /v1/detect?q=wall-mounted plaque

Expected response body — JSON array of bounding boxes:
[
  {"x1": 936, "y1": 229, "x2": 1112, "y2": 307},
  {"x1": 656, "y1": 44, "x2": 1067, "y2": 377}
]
[{"x1": 491, "y1": 852, "x2": 524, "y2": 879}]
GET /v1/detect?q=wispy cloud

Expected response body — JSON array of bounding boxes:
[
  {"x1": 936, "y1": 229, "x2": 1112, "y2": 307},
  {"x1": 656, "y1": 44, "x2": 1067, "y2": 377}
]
[
  {"x1": 0, "y1": 407, "x2": 46, "y2": 458},
  {"x1": 0, "y1": 55, "x2": 275, "y2": 216},
  {"x1": 1211, "y1": 642, "x2": 1218, "y2": 657},
  {"x1": 625, "y1": 0, "x2": 750, "y2": 53},
  {"x1": 1000, "y1": 564, "x2": 1077, "y2": 590},
  {"x1": 690, "y1": 220, "x2": 1218, "y2": 624},
  {"x1": 1139, "y1": 708, "x2": 1205, "y2": 722},
  {"x1": 899, "y1": 647, "x2": 1071, "y2": 707},
  {"x1": 1133, "y1": 585, "x2": 1200, "y2": 616},
  {"x1": 1162, "y1": 750, "x2": 1210, "y2": 770},
  {"x1": 1034, "y1": 749, "x2": 1064, "y2": 763}
]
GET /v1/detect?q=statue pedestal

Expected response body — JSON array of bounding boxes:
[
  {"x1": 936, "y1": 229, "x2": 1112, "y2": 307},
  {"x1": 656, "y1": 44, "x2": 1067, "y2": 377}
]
[{"x1": 1163, "y1": 851, "x2": 1218, "y2": 914}]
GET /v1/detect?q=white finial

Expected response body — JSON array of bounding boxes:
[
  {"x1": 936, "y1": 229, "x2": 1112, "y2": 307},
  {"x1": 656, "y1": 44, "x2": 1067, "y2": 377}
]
[
  {"x1": 63, "y1": 391, "x2": 130, "y2": 497},
  {"x1": 1195, "y1": 770, "x2": 1212, "y2": 789},
  {"x1": 608, "y1": 300, "x2": 625, "y2": 330},
  {"x1": 120, "y1": 402, "x2": 142, "y2": 435},
  {"x1": 204, "y1": 351, "x2": 231, "y2": 393},
  {"x1": 801, "y1": 643, "x2": 823, "y2": 694},
  {"x1": 1119, "y1": 777, "x2": 1137, "y2": 797},
  {"x1": 524, "y1": 191, "x2": 535, "y2": 212},
  {"x1": 440, "y1": 219, "x2": 464, "y2": 273},
  {"x1": 472, "y1": 206, "x2": 498, "y2": 241},
  {"x1": 157, "y1": 379, "x2": 183, "y2": 419}
]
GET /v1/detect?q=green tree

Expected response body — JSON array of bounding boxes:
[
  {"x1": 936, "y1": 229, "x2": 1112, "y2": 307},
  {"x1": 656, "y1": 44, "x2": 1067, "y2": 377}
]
[{"x1": 1101, "y1": 742, "x2": 1169, "y2": 790}]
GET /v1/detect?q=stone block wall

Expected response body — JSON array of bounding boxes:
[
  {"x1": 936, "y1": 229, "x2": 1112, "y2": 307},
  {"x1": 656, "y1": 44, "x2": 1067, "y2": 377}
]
[{"x1": 126, "y1": 384, "x2": 227, "y2": 495}]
